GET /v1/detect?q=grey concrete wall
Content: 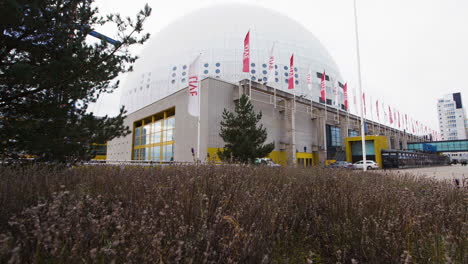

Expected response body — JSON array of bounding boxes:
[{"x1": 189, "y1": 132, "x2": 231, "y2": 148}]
[
  {"x1": 107, "y1": 83, "x2": 198, "y2": 161},
  {"x1": 107, "y1": 78, "x2": 426, "y2": 162}
]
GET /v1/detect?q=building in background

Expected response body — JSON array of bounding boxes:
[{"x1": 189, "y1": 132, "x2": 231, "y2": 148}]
[
  {"x1": 436, "y1": 92, "x2": 468, "y2": 162},
  {"x1": 107, "y1": 78, "x2": 424, "y2": 167},
  {"x1": 437, "y1": 92, "x2": 467, "y2": 140},
  {"x1": 465, "y1": 118, "x2": 468, "y2": 137},
  {"x1": 107, "y1": 4, "x2": 428, "y2": 167}
]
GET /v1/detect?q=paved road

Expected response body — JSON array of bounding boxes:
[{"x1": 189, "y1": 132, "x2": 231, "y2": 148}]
[{"x1": 384, "y1": 165, "x2": 468, "y2": 182}]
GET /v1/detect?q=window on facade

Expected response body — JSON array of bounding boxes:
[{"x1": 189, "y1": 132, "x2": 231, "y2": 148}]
[
  {"x1": 348, "y1": 129, "x2": 359, "y2": 137},
  {"x1": 163, "y1": 144, "x2": 174, "y2": 161},
  {"x1": 133, "y1": 108, "x2": 175, "y2": 161},
  {"x1": 327, "y1": 125, "x2": 342, "y2": 147},
  {"x1": 151, "y1": 146, "x2": 161, "y2": 161}
]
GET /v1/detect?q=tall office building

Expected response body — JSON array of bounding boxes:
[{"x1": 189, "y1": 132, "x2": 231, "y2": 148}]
[{"x1": 437, "y1": 92, "x2": 467, "y2": 140}]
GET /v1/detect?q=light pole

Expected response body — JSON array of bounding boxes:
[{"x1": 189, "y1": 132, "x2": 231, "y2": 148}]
[{"x1": 353, "y1": 0, "x2": 367, "y2": 171}]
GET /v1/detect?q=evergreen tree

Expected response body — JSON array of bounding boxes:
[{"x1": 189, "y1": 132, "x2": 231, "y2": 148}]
[
  {"x1": 0, "y1": 0, "x2": 151, "y2": 162},
  {"x1": 218, "y1": 94, "x2": 275, "y2": 163}
]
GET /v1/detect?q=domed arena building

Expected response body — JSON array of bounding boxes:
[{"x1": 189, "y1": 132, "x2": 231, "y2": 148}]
[{"x1": 106, "y1": 4, "x2": 423, "y2": 166}]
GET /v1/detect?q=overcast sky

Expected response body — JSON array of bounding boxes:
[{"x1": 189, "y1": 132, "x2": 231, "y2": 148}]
[{"x1": 90, "y1": 0, "x2": 468, "y2": 131}]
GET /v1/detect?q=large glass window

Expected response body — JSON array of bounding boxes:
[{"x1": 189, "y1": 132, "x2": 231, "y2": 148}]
[
  {"x1": 163, "y1": 144, "x2": 174, "y2": 161},
  {"x1": 152, "y1": 132, "x2": 162, "y2": 144},
  {"x1": 165, "y1": 129, "x2": 174, "y2": 142},
  {"x1": 134, "y1": 127, "x2": 141, "y2": 146},
  {"x1": 132, "y1": 108, "x2": 176, "y2": 161},
  {"x1": 151, "y1": 146, "x2": 161, "y2": 161},
  {"x1": 327, "y1": 125, "x2": 342, "y2": 147},
  {"x1": 407, "y1": 140, "x2": 468, "y2": 152},
  {"x1": 141, "y1": 148, "x2": 148, "y2": 160}
]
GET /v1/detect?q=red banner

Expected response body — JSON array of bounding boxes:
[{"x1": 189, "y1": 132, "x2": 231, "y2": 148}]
[
  {"x1": 397, "y1": 111, "x2": 401, "y2": 128},
  {"x1": 343, "y1": 83, "x2": 348, "y2": 110},
  {"x1": 320, "y1": 71, "x2": 326, "y2": 102},
  {"x1": 242, "y1": 31, "x2": 250, "y2": 73},
  {"x1": 288, "y1": 54, "x2": 295, "y2": 89},
  {"x1": 388, "y1": 106, "x2": 393, "y2": 124}
]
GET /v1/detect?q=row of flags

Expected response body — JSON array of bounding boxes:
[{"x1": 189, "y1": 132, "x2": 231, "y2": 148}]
[
  {"x1": 361, "y1": 93, "x2": 440, "y2": 140},
  {"x1": 187, "y1": 30, "x2": 438, "y2": 140},
  {"x1": 243, "y1": 30, "x2": 349, "y2": 110}
]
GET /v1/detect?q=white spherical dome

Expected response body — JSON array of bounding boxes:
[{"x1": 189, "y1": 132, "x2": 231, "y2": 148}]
[{"x1": 121, "y1": 3, "x2": 343, "y2": 113}]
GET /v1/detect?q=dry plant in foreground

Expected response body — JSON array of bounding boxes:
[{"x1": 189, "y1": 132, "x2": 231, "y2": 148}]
[{"x1": 0, "y1": 165, "x2": 466, "y2": 263}]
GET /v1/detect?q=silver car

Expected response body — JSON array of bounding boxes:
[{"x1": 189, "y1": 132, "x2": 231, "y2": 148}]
[
  {"x1": 353, "y1": 160, "x2": 379, "y2": 170},
  {"x1": 328, "y1": 161, "x2": 354, "y2": 169}
]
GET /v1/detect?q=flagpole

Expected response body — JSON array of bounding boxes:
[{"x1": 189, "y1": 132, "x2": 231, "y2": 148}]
[
  {"x1": 323, "y1": 74, "x2": 328, "y2": 164},
  {"x1": 197, "y1": 80, "x2": 201, "y2": 163},
  {"x1": 353, "y1": 0, "x2": 367, "y2": 171},
  {"x1": 345, "y1": 83, "x2": 350, "y2": 140},
  {"x1": 274, "y1": 85, "x2": 276, "y2": 108},
  {"x1": 292, "y1": 89, "x2": 296, "y2": 166},
  {"x1": 250, "y1": 28, "x2": 252, "y2": 99},
  {"x1": 289, "y1": 54, "x2": 296, "y2": 166},
  {"x1": 377, "y1": 100, "x2": 380, "y2": 135},
  {"x1": 188, "y1": 53, "x2": 202, "y2": 163},
  {"x1": 271, "y1": 42, "x2": 276, "y2": 108},
  {"x1": 334, "y1": 77, "x2": 339, "y2": 122},
  {"x1": 324, "y1": 99, "x2": 328, "y2": 162},
  {"x1": 370, "y1": 95, "x2": 374, "y2": 135},
  {"x1": 249, "y1": 76, "x2": 252, "y2": 98},
  {"x1": 347, "y1": 103, "x2": 350, "y2": 138}
]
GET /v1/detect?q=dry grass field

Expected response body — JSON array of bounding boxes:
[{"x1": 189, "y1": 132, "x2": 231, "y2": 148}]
[{"x1": 0, "y1": 165, "x2": 466, "y2": 263}]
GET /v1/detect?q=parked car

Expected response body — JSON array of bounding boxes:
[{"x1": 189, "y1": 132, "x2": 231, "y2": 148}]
[
  {"x1": 353, "y1": 160, "x2": 379, "y2": 170},
  {"x1": 327, "y1": 161, "x2": 353, "y2": 169},
  {"x1": 255, "y1": 158, "x2": 282, "y2": 167}
]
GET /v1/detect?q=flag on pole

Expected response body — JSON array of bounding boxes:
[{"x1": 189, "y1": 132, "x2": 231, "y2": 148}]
[
  {"x1": 397, "y1": 111, "x2": 401, "y2": 128},
  {"x1": 388, "y1": 106, "x2": 393, "y2": 124},
  {"x1": 306, "y1": 65, "x2": 313, "y2": 91},
  {"x1": 405, "y1": 114, "x2": 408, "y2": 130},
  {"x1": 288, "y1": 54, "x2": 295, "y2": 89},
  {"x1": 266, "y1": 43, "x2": 275, "y2": 84},
  {"x1": 343, "y1": 83, "x2": 348, "y2": 110},
  {"x1": 353, "y1": 87, "x2": 358, "y2": 114},
  {"x1": 362, "y1": 92, "x2": 366, "y2": 116},
  {"x1": 188, "y1": 54, "x2": 202, "y2": 117},
  {"x1": 242, "y1": 31, "x2": 250, "y2": 73},
  {"x1": 383, "y1": 102, "x2": 388, "y2": 123},
  {"x1": 320, "y1": 71, "x2": 326, "y2": 102},
  {"x1": 376, "y1": 100, "x2": 380, "y2": 120},
  {"x1": 334, "y1": 80, "x2": 339, "y2": 107}
]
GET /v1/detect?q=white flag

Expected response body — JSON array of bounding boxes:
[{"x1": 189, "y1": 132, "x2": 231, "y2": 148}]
[
  {"x1": 353, "y1": 87, "x2": 357, "y2": 113},
  {"x1": 188, "y1": 54, "x2": 201, "y2": 117},
  {"x1": 306, "y1": 65, "x2": 312, "y2": 91},
  {"x1": 266, "y1": 43, "x2": 275, "y2": 84},
  {"x1": 383, "y1": 102, "x2": 388, "y2": 124},
  {"x1": 334, "y1": 80, "x2": 339, "y2": 107}
]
